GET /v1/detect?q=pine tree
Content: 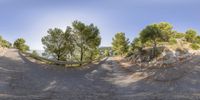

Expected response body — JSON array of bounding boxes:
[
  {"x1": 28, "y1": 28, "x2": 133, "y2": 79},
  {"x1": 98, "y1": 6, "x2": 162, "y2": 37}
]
[{"x1": 112, "y1": 32, "x2": 129, "y2": 56}]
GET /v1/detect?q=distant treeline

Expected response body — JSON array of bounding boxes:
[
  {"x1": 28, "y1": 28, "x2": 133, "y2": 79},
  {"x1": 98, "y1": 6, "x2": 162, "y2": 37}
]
[{"x1": 11, "y1": 21, "x2": 200, "y2": 64}]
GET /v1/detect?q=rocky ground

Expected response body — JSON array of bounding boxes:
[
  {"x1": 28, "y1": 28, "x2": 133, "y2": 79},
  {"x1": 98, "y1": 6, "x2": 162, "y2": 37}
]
[
  {"x1": 0, "y1": 46, "x2": 7, "y2": 56},
  {"x1": 1, "y1": 49, "x2": 200, "y2": 100}
]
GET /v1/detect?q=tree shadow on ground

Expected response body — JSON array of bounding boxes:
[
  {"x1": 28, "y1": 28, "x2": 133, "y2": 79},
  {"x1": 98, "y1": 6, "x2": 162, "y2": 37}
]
[
  {"x1": 106, "y1": 51, "x2": 200, "y2": 100},
  {"x1": 1, "y1": 52, "x2": 111, "y2": 100}
]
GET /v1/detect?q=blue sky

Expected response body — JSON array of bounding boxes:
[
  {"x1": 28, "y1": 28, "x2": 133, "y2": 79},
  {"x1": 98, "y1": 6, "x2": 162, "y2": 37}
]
[{"x1": 0, "y1": 0, "x2": 200, "y2": 50}]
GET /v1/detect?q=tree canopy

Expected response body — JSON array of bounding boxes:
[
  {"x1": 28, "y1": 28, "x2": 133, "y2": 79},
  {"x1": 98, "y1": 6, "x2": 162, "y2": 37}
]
[
  {"x1": 112, "y1": 32, "x2": 129, "y2": 56},
  {"x1": 139, "y1": 24, "x2": 164, "y2": 58},
  {"x1": 42, "y1": 20, "x2": 101, "y2": 64},
  {"x1": 185, "y1": 29, "x2": 197, "y2": 43},
  {"x1": 14, "y1": 38, "x2": 29, "y2": 52},
  {"x1": 130, "y1": 37, "x2": 142, "y2": 52},
  {"x1": 0, "y1": 35, "x2": 12, "y2": 48},
  {"x1": 126, "y1": 22, "x2": 200, "y2": 60},
  {"x1": 42, "y1": 28, "x2": 67, "y2": 60},
  {"x1": 72, "y1": 21, "x2": 101, "y2": 63},
  {"x1": 156, "y1": 22, "x2": 173, "y2": 41}
]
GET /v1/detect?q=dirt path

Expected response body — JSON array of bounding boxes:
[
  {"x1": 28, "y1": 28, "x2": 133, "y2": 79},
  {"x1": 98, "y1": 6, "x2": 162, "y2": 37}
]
[{"x1": 1, "y1": 49, "x2": 200, "y2": 100}]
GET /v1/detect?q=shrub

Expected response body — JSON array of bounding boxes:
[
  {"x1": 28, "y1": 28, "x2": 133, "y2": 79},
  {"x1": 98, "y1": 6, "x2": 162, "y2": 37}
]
[
  {"x1": 190, "y1": 43, "x2": 200, "y2": 50},
  {"x1": 104, "y1": 49, "x2": 110, "y2": 57},
  {"x1": 174, "y1": 33, "x2": 185, "y2": 39},
  {"x1": 32, "y1": 50, "x2": 39, "y2": 56},
  {"x1": 169, "y1": 38, "x2": 177, "y2": 45},
  {"x1": 0, "y1": 36, "x2": 12, "y2": 48}
]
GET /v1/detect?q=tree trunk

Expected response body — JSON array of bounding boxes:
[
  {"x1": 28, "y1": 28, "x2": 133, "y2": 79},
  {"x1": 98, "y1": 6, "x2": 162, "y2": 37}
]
[
  {"x1": 90, "y1": 52, "x2": 93, "y2": 62},
  {"x1": 70, "y1": 51, "x2": 73, "y2": 67},
  {"x1": 57, "y1": 54, "x2": 60, "y2": 61},
  {"x1": 80, "y1": 46, "x2": 83, "y2": 66},
  {"x1": 152, "y1": 40, "x2": 157, "y2": 59}
]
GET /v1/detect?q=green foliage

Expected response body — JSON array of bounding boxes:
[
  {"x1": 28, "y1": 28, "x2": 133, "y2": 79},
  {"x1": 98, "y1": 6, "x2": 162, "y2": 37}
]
[
  {"x1": 14, "y1": 38, "x2": 29, "y2": 52},
  {"x1": 32, "y1": 50, "x2": 39, "y2": 56},
  {"x1": 130, "y1": 37, "x2": 142, "y2": 52},
  {"x1": 195, "y1": 36, "x2": 200, "y2": 44},
  {"x1": 140, "y1": 24, "x2": 163, "y2": 43},
  {"x1": 140, "y1": 24, "x2": 164, "y2": 58},
  {"x1": 92, "y1": 49, "x2": 101, "y2": 60},
  {"x1": 112, "y1": 32, "x2": 129, "y2": 56},
  {"x1": 42, "y1": 20, "x2": 101, "y2": 64},
  {"x1": 104, "y1": 49, "x2": 110, "y2": 56},
  {"x1": 1, "y1": 40, "x2": 12, "y2": 48},
  {"x1": 185, "y1": 29, "x2": 197, "y2": 43},
  {"x1": 42, "y1": 28, "x2": 67, "y2": 60},
  {"x1": 42, "y1": 52, "x2": 51, "y2": 58},
  {"x1": 99, "y1": 47, "x2": 112, "y2": 56},
  {"x1": 156, "y1": 22, "x2": 173, "y2": 41},
  {"x1": 72, "y1": 21, "x2": 101, "y2": 63},
  {"x1": 169, "y1": 37, "x2": 177, "y2": 45},
  {"x1": 64, "y1": 26, "x2": 75, "y2": 61},
  {"x1": 157, "y1": 22, "x2": 173, "y2": 31},
  {"x1": 127, "y1": 22, "x2": 200, "y2": 62},
  {"x1": 190, "y1": 43, "x2": 200, "y2": 50},
  {"x1": 0, "y1": 35, "x2": 12, "y2": 48},
  {"x1": 174, "y1": 32, "x2": 185, "y2": 39},
  {"x1": 0, "y1": 36, "x2": 2, "y2": 41},
  {"x1": 99, "y1": 47, "x2": 112, "y2": 51},
  {"x1": 85, "y1": 48, "x2": 101, "y2": 61}
]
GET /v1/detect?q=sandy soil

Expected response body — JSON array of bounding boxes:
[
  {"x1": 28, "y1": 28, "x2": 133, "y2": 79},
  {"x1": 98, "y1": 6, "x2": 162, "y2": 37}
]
[{"x1": 1, "y1": 49, "x2": 200, "y2": 100}]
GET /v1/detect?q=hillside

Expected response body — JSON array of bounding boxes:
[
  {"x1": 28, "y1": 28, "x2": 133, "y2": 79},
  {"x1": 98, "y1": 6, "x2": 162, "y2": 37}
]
[
  {"x1": 0, "y1": 36, "x2": 11, "y2": 56},
  {"x1": 126, "y1": 37, "x2": 200, "y2": 67}
]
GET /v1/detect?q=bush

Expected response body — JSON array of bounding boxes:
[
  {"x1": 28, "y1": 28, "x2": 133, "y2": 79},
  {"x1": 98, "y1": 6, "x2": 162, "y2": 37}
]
[
  {"x1": 32, "y1": 50, "x2": 39, "y2": 56},
  {"x1": 104, "y1": 49, "x2": 110, "y2": 56},
  {"x1": 169, "y1": 38, "x2": 177, "y2": 45},
  {"x1": 190, "y1": 43, "x2": 200, "y2": 50},
  {"x1": 174, "y1": 33, "x2": 185, "y2": 39},
  {"x1": 0, "y1": 36, "x2": 12, "y2": 48}
]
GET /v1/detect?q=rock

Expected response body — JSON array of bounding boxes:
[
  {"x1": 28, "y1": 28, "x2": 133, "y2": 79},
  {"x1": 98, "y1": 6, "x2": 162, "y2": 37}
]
[{"x1": 0, "y1": 46, "x2": 7, "y2": 56}]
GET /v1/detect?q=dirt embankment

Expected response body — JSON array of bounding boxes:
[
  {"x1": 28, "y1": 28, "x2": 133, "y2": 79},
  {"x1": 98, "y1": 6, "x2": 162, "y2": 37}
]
[{"x1": 0, "y1": 46, "x2": 7, "y2": 56}]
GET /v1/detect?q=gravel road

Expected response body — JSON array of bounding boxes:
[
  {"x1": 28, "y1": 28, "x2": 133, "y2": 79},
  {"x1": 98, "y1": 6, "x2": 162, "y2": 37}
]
[{"x1": 1, "y1": 49, "x2": 200, "y2": 100}]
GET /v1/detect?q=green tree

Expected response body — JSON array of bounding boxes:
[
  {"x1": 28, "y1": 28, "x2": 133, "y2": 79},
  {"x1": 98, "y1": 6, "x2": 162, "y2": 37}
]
[
  {"x1": 174, "y1": 32, "x2": 185, "y2": 39},
  {"x1": 41, "y1": 21, "x2": 101, "y2": 64},
  {"x1": 42, "y1": 28, "x2": 66, "y2": 60},
  {"x1": 0, "y1": 36, "x2": 2, "y2": 43},
  {"x1": 169, "y1": 37, "x2": 177, "y2": 45},
  {"x1": 1, "y1": 40, "x2": 12, "y2": 48},
  {"x1": 72, "y1": 21, "x2": 101, "y2": 64},
  {"x1": 185, "y1": 29, "x2": 197, "y2": 43},
  {"x1": 42, "y1": 52, "x2": 50, "y2": 58},
  {"x1": 0, "y1": 35, "x2": 12, "y2": 48},
  {"x1": 190, "y1": 43, "x2": 200, "y2": 50},
  {"x1": 104, "y1": 49, "x2": 110, "y2": 56},
  {"x1": 112, "y1": 32, "x2": 129, "y2": 56},
  {"x1": 14, "y1": 38, "x2": 29, "y2": 52},
  {"x1": 195, "y1": 36, "x2": 200, "y2": 44},
  {"x1": 130, "y1": 37, "x2": 143, "y2": 52},
  {"x1": 157, "y1": 22, "x2": 173, "y2": 41},
  {"x1": 140, "y1": 24, "x2": 163, "y2": 58},
  {"x1": 64, "y1": 26, "x2": 75, "y2": 62},
  {"x1": 32, "y1": 50, "x2": 39, "y2": 56}
]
